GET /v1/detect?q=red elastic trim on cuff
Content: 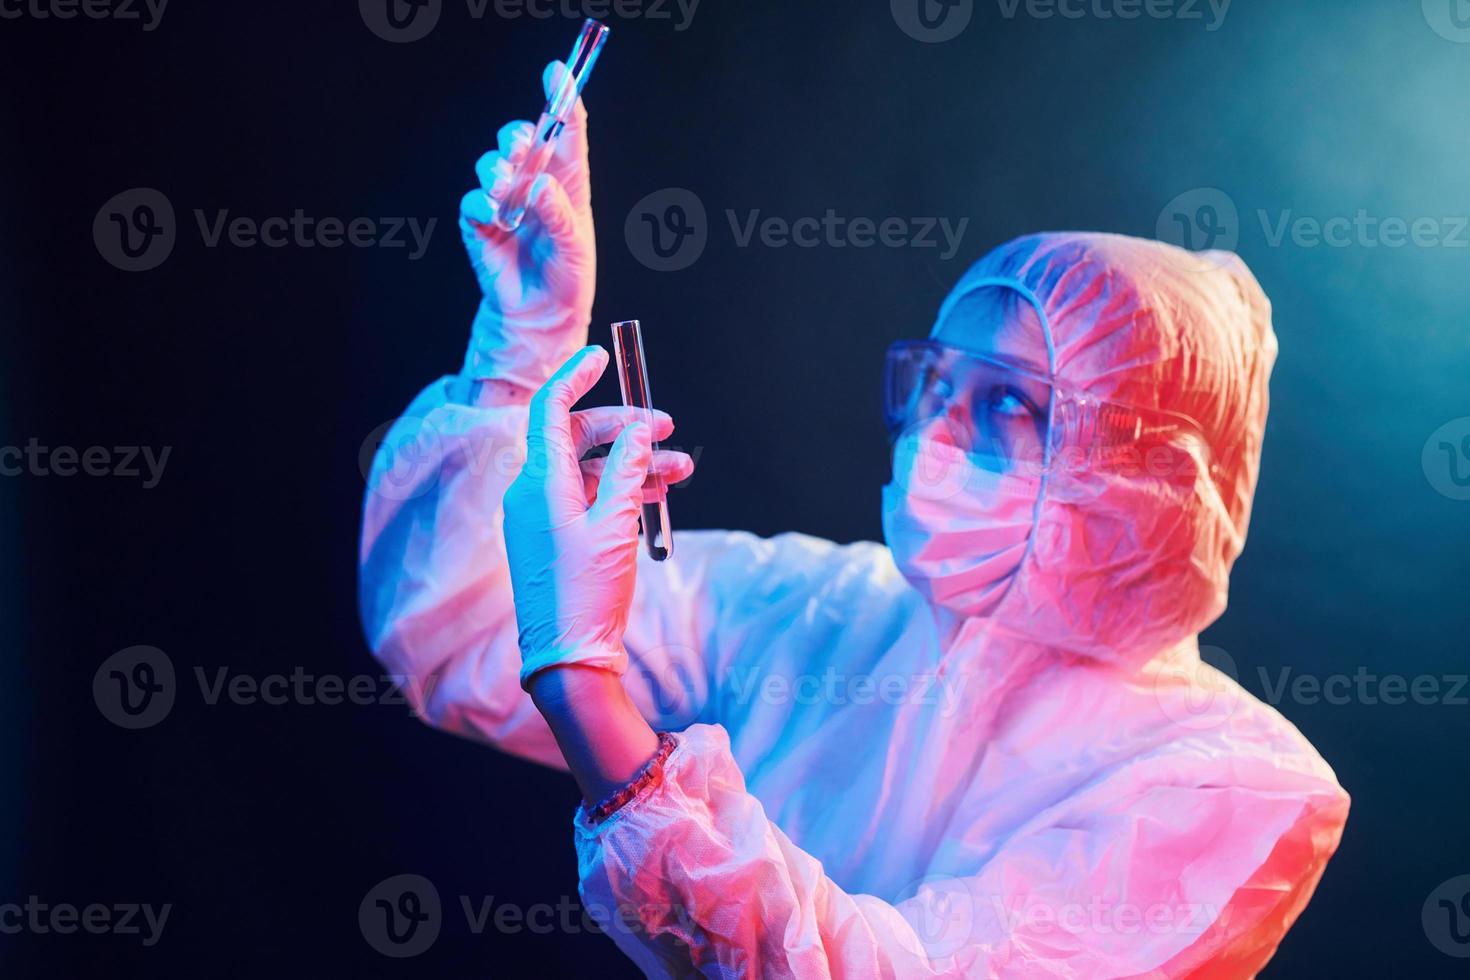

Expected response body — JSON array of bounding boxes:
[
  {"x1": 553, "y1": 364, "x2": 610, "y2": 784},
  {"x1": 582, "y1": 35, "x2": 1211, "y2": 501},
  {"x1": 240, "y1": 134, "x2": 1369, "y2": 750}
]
[{"x1": 584, "y1": 731, "x2": 678, "y2": 826}]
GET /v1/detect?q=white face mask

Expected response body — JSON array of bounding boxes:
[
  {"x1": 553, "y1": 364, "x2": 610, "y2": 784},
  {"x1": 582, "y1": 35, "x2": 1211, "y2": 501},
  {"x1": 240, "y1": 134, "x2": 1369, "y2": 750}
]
[{"x1": 881, "y1": 429, "x2": 1041, "y2": 619}]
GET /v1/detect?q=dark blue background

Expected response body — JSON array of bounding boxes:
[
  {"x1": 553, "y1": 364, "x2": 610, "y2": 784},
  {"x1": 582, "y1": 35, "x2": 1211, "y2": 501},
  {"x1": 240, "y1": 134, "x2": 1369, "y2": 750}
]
[{"x1": 4, "y1": 0, "x2": 1469, "y2": 975}]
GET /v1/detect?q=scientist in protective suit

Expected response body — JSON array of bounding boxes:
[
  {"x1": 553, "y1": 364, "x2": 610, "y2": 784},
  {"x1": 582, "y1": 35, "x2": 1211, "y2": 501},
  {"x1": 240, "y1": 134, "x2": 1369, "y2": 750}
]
[{"x1": 359, "y1": 64, "x2": 1349, "y2": 978}]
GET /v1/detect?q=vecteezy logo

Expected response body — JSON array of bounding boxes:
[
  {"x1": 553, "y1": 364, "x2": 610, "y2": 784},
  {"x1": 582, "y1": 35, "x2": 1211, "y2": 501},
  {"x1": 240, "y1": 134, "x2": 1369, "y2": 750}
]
[
  {"x1": 1422, "y1": 417, "x2": 1470, "y2": 501},
  {"x1": 359, "y1": 874, "x2": 442, "y2": 958},
  {"x1": 360, "y1": 0, "x2": 441, "y2": 43},
  {"x1": 897, "y1": 874, "x2": 974, "y2": 957},
  {"x1": 1424, "y1": 875, "x2": 1470, "y2": 957},
  {"x1": 1151, "y1": 644, "x2": 1243, "y2": 731},
  {"x1": 1424, "y1": 0, "x2": 1470, "y2": 43},
  {"x1": 892, "y1": 0, "x2": 974, "y2": 42},
  {"x1": 624, "y1": 188, "x2": 708, "y2": 272},
  {"x1": 1156, "y1": 188, "x2": 1240, "y2": 272},
  {"x1": 359, "y1": 417, "x2": 445, "y2": 501},
  {"x1": 93, "y1": 188, "x2": 176, "y2": 272},
  {"x1": 888, "y1": 421, "x2": 975, "y2": 502},
  {"x1": 93, "y1": 646, "x2": 176, "y2": 729}
]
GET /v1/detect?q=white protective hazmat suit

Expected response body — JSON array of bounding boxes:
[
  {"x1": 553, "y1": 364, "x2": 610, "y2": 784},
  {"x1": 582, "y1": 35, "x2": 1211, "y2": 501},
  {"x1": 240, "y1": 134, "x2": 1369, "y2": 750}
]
[{"x1": 359, "y1": 231, "x2": 1349, "y2": 978}]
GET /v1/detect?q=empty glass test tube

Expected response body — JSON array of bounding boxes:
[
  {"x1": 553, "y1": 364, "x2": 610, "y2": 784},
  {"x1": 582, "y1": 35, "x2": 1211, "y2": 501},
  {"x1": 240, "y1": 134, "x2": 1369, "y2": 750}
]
[
  {"x1": 492, "y1": 19, "x2": 610, "y2": 232},
  {"x1": 610, "y1": 320, "x2": 672, "y2": 561}
]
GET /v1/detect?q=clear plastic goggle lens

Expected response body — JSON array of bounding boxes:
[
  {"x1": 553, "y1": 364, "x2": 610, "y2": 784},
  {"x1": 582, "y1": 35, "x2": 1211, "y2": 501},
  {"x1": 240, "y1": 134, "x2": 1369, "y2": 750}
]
[{"x1": 884, "y1": 340, "x2": 1211, "y2": 478}]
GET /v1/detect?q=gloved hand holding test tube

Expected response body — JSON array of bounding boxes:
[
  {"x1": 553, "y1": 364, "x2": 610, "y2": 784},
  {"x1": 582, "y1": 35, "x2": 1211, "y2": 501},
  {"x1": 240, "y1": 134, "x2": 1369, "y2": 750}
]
[{"x1": 490, "y1": 18, "x2": 610, "y2": 233}]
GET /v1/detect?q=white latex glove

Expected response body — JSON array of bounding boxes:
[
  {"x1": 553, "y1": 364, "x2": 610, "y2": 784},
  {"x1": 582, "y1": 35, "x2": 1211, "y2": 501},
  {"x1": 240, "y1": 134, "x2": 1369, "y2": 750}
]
[
  {"x1": 504, "y1": 347, "x2": 694, "y2": 688},
  {"x1": 459, "y1": 61, "x2": 596, "y2": 393}
]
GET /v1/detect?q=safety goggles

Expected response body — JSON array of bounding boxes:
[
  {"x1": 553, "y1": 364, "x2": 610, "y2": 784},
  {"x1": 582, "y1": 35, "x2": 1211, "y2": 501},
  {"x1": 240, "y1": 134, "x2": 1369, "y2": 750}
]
[{"x1": 883, "y1": 340, "x2": 1214, "y2": 478}]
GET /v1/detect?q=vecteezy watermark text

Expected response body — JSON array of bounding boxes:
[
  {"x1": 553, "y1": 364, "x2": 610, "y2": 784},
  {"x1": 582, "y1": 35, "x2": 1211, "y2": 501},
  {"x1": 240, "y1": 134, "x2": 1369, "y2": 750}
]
[
  {"x1": 726, "y1": 666, "x2": 969, "y2": 716},
  {"x1": 995, "y1": 0, "x2": 1230, "y2": 29},
  {"x1": 1257, "y1": 667, "x2": 1467, "y2": 707},
  {"x1": 1152, "y1": 646, "x2": 1470, "y2": 734},
  {"x1": 359, "y1": 874, "x2": 697, "y2": 958},
  {"x1": 624, "y1": 188, "x2": 971, "y2": 272},
  {"x1": 193, "y1": 210, "x2": 435, "y2": 260},
  {"x1": 1157, "y1": 188, "x2": 1470, "y2": 265},
  {"x1": 727, "y1": 210, "x2": 969, "y2": 261},
  {"x1": 361, "y1": 411, "x2": 704, "y2": 501},
  {"x1": 990, "y1": 896, "x2": 1220, "y2": 936},
  {"x1": 891, "y1": 0, "x2": 1229, "y2": 43},
  {"x1": 359, "y1": 0, "x2": 699, "y2": 43},
  {"x1": 1257, "y1": 210, "x2": 1470, "y2": 249},
  {"x1": 0, "y1": 0, "x2": 167, "y2": 30},
  {"x1": 0, "y1": 897, "x2": 171, "y2": 947},
  {"x1": 93, "y1": 645, "x2": 438, "y2": 729},
  {"x1": 0, "y1": 440, "x2": 169, "y2": 488},
  {"x1": 94, "y1": 188, "x2": 437, "y2": 272}
]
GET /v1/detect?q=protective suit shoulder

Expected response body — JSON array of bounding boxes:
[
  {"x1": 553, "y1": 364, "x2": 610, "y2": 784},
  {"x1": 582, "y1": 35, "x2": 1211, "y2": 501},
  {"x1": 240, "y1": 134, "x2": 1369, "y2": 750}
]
[{"x1": 993, "y1": 659, "x2": 1351, "y2": 972}]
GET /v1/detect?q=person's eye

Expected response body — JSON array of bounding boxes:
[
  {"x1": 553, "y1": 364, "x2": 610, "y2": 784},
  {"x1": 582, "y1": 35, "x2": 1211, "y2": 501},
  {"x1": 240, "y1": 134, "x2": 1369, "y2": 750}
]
[
  {"x1": 920, "y1": 372, "x2": 953, "y2": 404},
  {"x1": 988, "y1": 387, "x2": 1039, "y2": 419}
]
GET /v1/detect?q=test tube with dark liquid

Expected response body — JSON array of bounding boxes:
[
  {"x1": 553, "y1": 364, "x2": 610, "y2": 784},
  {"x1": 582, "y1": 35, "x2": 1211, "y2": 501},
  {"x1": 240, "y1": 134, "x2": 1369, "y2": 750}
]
[{"x1": 611, "y1": 320, "x2": 672, "y2": 561}]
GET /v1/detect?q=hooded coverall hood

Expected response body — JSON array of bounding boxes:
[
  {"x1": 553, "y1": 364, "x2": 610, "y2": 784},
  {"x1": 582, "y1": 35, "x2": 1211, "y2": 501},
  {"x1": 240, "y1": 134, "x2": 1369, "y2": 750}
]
[{"x1": 883, "y1": 232, "x2": 1278, "y2": 668}]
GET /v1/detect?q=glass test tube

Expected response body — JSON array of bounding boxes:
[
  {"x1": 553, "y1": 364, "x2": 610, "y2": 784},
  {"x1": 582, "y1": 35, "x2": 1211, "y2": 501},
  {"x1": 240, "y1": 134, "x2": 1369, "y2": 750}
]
[
  {"x1": 492, "y1": 19, "x2": 610, "y2": 232},
  {"x1": 611, "y1": 320, "x2": 673, "y2": 562}
]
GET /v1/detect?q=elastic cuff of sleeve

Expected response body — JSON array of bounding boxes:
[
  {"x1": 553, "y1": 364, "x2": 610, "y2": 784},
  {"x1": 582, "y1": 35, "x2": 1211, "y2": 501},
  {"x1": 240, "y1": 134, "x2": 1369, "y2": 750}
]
[
  {"x1": 572, "y1": 724, "x2": 730, "y2": 843},
  {"x1": 582, "y1": 731, "x2": 679, "y2": 826},
  {"x1": 518, "y1": 644, "x2": 628, "y2": 691}
]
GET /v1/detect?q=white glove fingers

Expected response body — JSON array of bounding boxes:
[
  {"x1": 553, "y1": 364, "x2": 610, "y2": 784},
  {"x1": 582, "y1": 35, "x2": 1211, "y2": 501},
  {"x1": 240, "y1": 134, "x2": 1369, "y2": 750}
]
[
  {"x1": 527, "y1": 347, "x2": 608, "y2": 460},
  {"x1": 521, "y1": 347, "x2": 610, "y2": 518},
  {"x1": 590, "y1": 421, "x2": 653, "y2": 523},
  {"x1": 652, "y1": 449, "x2": 696, "y2": 487},
  {"x1": 464, "y1": 148, "x2": 517, "y2": 234},
  {"x1": 495, "y1": 120, "x2": 534, "y2": 161},
  {"x1": 570, "y1": 406, "x2": 674, "y2": 458},
  {"x1": 579, "y1": 449, "x2": 693, "y2": 507},
  {"x1": 459, "y1": 187, "x2": 496, "y2": 228},
  {"x1": 475, "y1": 150, "x2": 517, "y2": 204}
]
